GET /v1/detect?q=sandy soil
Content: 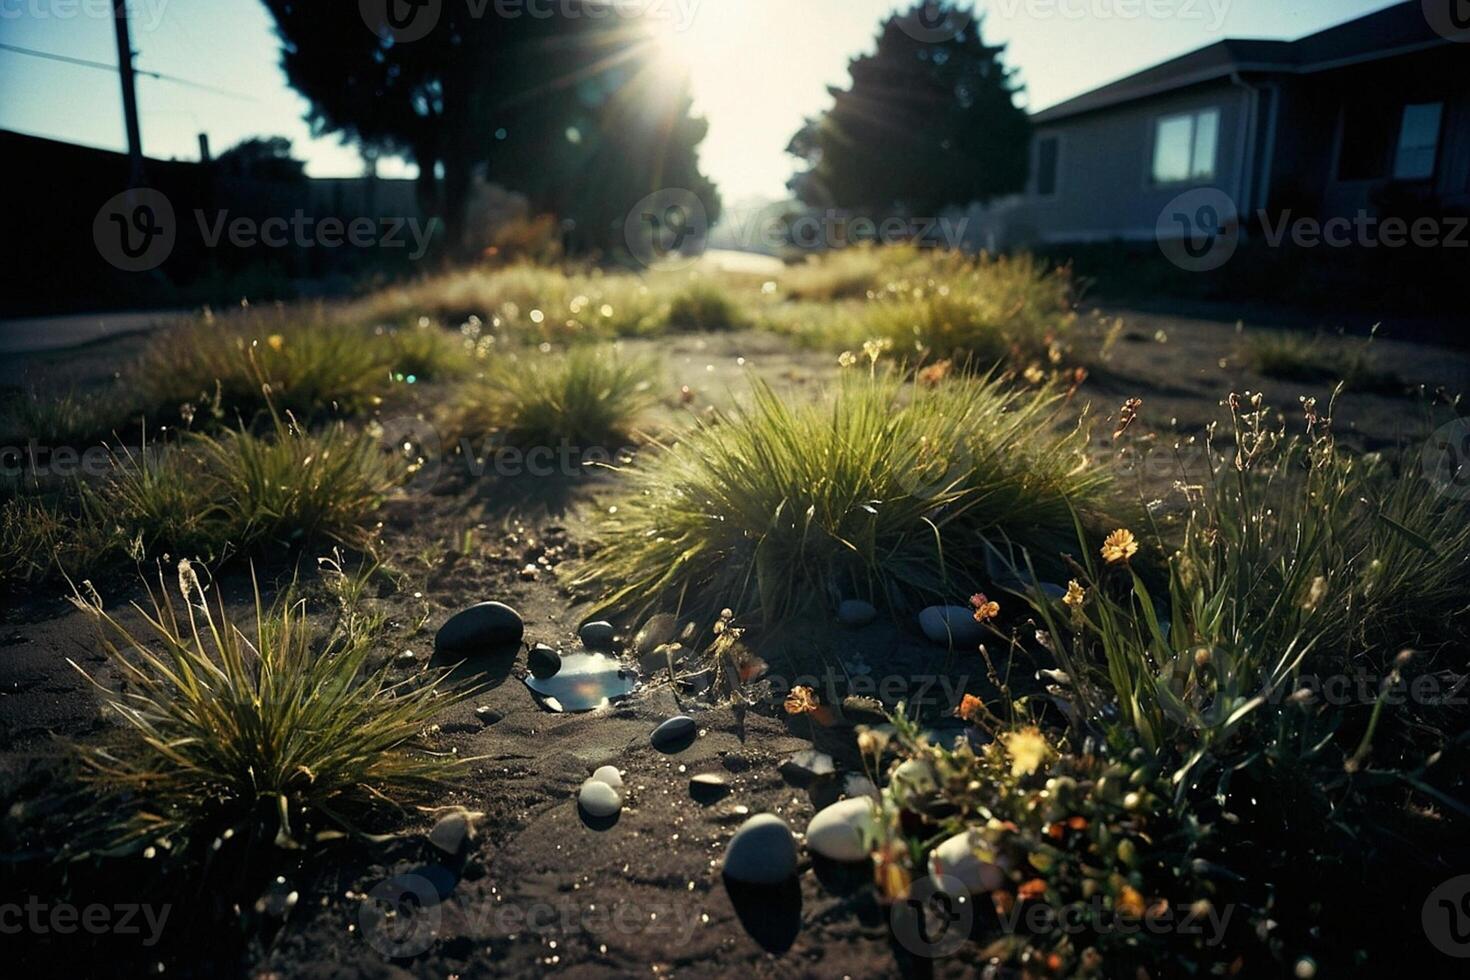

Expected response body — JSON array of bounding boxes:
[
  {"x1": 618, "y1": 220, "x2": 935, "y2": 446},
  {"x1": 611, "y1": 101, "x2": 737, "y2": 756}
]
[{"x1": 2, "y1": 306, "x2": 1467, "y2": 977}]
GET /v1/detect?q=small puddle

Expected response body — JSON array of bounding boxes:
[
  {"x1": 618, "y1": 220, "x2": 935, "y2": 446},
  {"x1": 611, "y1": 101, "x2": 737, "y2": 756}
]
[{"x1": 524, "y1": 652, "x2": 638, "y2": 712}]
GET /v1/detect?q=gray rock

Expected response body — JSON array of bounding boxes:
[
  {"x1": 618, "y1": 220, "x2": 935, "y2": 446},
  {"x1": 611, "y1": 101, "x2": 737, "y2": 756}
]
[
  {"x1": 918, "y1": 605, "x2": 986, "y2": 647},
  {"x1": 394, "y1": 650, "x2": 418, "y2": 667},
  {"x1": 429, "y1": 810, "x2": 473, "y2": 855},
  {"x1": 690, "y1": 772, "x2": 730, "y2": 801},
  {"x1": 436, "y1": 602, "x2": 523, "y2": 656},
  {"x1": 528, "y1": 643, "x2": 562, "y2": 680},
  {"x1": 651, "y1": 715, "x2": 697, "y2": 750},
  {"x1": 841, "y1": 695, "x2": 888, "y2": 726},
  {"x1": 633, "y1": 613, "x2": 677, "y2": 654},
  {"x1": 928, "y1": 829, "x2": 1005, "y2": 894},
  {"x1": 579, "y1": 620, "x2": 617, "y2": 649},
  {"x1": 590, "y1": 765, "x2": 624, "y2": 794},
  {"x1": 578, "y1": 778, "x2": 623, "y2": 818},
  {"x1": 837, "y1": 599, "x2": 877, "y2": 626},
  {"x1": 779, "y1": 749, "x2": 835, "y2": 786},
  {"x1": 806, "y1": 797, "x2": 877, "y2": 862},
  {"x1": 723, "y1": 813, "x2": 798, "y2": 884},
  {"x1": 474, "y1": 706, "x2": 502, "y2": 724}
]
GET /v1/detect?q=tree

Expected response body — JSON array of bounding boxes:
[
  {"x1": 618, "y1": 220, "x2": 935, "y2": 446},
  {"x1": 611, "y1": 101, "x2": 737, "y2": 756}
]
[
  {"x1": 260, "y1": 1, "x2": 717, "y2": 254},
  {"x1": 786, "y1": 2, "x2": 1029, "y2": 215},
  {"x1": 214, "y1": 136, "x2": 306, "y2": 182}
]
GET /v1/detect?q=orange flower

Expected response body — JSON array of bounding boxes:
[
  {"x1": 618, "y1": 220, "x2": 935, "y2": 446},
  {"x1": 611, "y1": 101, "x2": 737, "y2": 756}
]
[
  {"x1": 955, "y1": 693, "x2": 985, "y2": 723},
  {"x1": 917, "y1": 358, "x2": 954, "y2": 386},
  {"x1": 1100, "y1": 528, "x2": 1139, "y2": 564},
  {"x1": 1018, "y1": 878, "x2": 1048, "y2": 901},
  {"x1": 784, "y1": 685, "x2": 819, "y2": 715},
  {"x1": 1116, "y1": 885, "x2": 1146, "y2": 918},
  {"x1": 970, "y1": 593, "x2": 1000, "y2": 623}
]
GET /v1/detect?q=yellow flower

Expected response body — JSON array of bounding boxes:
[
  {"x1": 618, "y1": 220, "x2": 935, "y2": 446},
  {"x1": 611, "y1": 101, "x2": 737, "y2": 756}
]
[
  {"x1": 970, "y1": 592, "x2": 1000, "y2": 623},
  {"x1": 999, "y1": 726, "x2": 1052, "y2": 778},
  {"x1": 784, "y1": 685, "x2": 819, "y2": 716},
  {"x1": 1023, "y1": 363, "x2": 1045, "y2": 385},
  {"x1": 838, "y1": 350, "x2": 857, "y2": 368},
  {"x1": 266, "y1": 334, "x2": 285, "y2": 351},
  {"x1": 1101, "y1": 528, "x2": 1139, "y2": 564},
  {"x1": 1063, "y1": 579, "x2": 1086, "y2": 608},
  {"x1": 861, "y1": 337, "x2": 892, "y2": 364}
]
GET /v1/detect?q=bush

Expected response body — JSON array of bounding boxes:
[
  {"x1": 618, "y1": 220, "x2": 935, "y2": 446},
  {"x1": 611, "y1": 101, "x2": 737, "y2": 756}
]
[
  {"x1": 664, "y1": 280, "x2": 747, "y2": 331},
  {"x1": 442, "y1": 345, "x2": 655, "y2": 454},
  {"x1": 68, "y1": 561, "x2": 471, "y2": 851},
  {"x1": 1243, "y1": 329, "x2": 1400, "y2": 392},
  {"x1": 574, "y1": 367, "x2": 1109, "y2": 626}
]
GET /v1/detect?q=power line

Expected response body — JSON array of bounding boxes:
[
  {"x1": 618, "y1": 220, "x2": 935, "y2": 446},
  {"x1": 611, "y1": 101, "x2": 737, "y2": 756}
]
[{"x1": 0, "y1": 41, "x2": 258, "y2": 102}]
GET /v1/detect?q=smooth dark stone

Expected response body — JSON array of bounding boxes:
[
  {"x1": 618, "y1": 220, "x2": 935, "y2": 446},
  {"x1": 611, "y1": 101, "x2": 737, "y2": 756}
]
[
  {"x1": 528, "y1": 643, "x2": 562, "y2": 680},
  {"x1": 579, "y1": 620, "x2": 617, "y2": 649},
  {"x1": 651, "y1": 715, "x2": 697, "y2": 751},
  {"x1": 435, "y1": 602, "x2": 524, "y2": 656}
]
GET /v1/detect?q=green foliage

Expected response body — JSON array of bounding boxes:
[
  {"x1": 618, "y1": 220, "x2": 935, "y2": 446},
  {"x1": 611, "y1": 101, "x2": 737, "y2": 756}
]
[
  {"x1": 1243, "y1": 329, "x2": 1400, "y2": 392},
  {"x1": 788, "y1": 2, "x2": 1029, "y2": 211},
  {"x1": 664, "y1": 281, "x2": 747, "y2": 331},
  {"x1": 67, "y1": 561, "x2": 471, "y2": 851},
  {"x1": 575, "y1": 368, "x2": 1109, "y2": 626},
  {"x1": 443, "y1": 346, "x2": 655, "y2": 452}
]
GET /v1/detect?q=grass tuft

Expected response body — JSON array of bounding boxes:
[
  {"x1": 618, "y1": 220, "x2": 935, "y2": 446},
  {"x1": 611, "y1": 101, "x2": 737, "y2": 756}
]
[{"x1": 575, "y1": 368, "x2": 1109, "y2": 626}]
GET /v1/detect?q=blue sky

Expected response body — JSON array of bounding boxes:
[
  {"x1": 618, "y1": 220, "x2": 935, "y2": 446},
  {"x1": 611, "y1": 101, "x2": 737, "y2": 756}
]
[{"x1": 0, "y1": 0, "x2": 1396, "y2": 202}]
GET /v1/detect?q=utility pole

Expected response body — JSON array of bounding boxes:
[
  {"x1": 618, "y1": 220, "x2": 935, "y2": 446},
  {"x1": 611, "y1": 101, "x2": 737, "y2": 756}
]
[{"x1": 113, "y1": 0, "x2": 144, "y2": 185}]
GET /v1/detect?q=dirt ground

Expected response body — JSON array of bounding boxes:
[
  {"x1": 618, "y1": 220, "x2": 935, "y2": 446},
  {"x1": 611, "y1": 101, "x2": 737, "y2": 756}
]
[{"x1": 2, "y1": 305, "x2": 1467, "y2": 977}]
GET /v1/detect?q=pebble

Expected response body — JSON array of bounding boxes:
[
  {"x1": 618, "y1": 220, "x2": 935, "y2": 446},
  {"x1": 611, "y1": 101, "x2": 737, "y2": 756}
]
[
  {"x1": 436, "y1": 602, "x2": 524, "y2": 656},
  {"x1": 394, "y1": 650, "x2": 418, "y2": 667},
  {"x1": 579, "y1": 620, "x2": 616, "y2": 649},
  {"x1": 723, "y1": 813, "x2": 798, "y2": 884},
  {"x1": 474, "y1": 706, "x2": 502, "y2": 724},
  {"x1": 590, "y1": 765, "x2": 624, "y2": 794},
  {"x1": 841, "y1": 695, "x2": 888, "y2": 726},
  {"x1": 841, "y1": 773, "x2": 880, "y2": 801},
  {"x1": 527, "y1": 643, "x2": 562, "y2": 680},
  {"x1": 651, "y1": 715, "x2": 698, "y2": 750},
  {"x1": 428, "y1": 810, "x2": 473, "y2": 855},
  {"x1": 633, "y1": 613, "x2": 677, "y2": 654},
  {"x1": 918, "y1": 605, "x2": 987, "y2": 646},
  {"x1": 690, "y1": 772, "x2": 730, "y2": 801},
  {"x1": 805, "y1": 797, "x2": 877, "y2": 862},
  {"x1": 779, "y1": 749, "x2": 835, "y2": 786},
  {"x1": 578, "y1": 779, "x2": 623, "y2": 818},
  {"x1": 837, "y1": 599, "x2": 877, "y2": 626},
  {"x1": 890, "y1": 758, "x2": 938, "y2": 798},
  {"x1": 928, "y1": 829, "x2": 1005, "y2": 894}
]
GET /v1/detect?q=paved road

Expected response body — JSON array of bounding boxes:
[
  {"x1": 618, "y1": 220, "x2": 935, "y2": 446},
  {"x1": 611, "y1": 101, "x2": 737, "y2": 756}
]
[{"x1": 0, "y1": 310, "x2": 186, "y2": 355}]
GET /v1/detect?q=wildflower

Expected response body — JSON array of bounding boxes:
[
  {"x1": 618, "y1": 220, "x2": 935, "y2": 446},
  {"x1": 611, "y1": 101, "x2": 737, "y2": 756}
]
[
  {"x1": 1023, "y1": 363, "x2": 1046, "y2": 385},
  {"x1": 917, "y1": 358, "x2": 953, "y2": 386},
  {"x1": 1303, "y1": 575, "x2": 1327, "y2": 611},
  {"x1": 1116, "y1": 885, "x2": 1146, "y2": 918},
  {"x1": 267, "y1": 334, "x2": 285, "y2": 351},
  {"x1": 838, "y1": 350, "x2": 857, "y2": 368},
  {"x1": 862, "y1": 337, "x2": 892, "y2": 365},
  {"x1": 1063, "y1": 579, "x2": 1086, "y2": 609},
  {"x1": 1018, "y1": 878, "x2": 1048, "y2": 901},
  {"x1": 955, "y1": 693, "x2": 985, "y2": 723},
  {"x1": 784, "y1": 685, "x2": 819, "y2": 716},
  {"x1": 1000, "y1": 726, "x2": 1052, "y2": 778},
  {"x1": 1112, "y1": 397, "x2": 1142, "y2": 440},
  {"x1": 970, "y1": 592, "x2": 1000, "y2": 623},
  {"x1": 856, "y1": 727, "x2": 890, "y2": 757},
  {"x1": 1100, "y1": 528, "x2": 1138, "y2": 564}
]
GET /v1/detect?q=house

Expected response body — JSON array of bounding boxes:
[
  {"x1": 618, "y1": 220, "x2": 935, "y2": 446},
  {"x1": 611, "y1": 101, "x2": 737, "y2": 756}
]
[{"x1": 969, "y1": 2, "x2": 1470, "y2": 250}]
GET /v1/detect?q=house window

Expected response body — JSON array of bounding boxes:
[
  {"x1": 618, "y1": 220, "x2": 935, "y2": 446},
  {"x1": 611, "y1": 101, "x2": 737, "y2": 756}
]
[
  {"x1": 1036, "y1": 136, "x2": 1059, "y2": 196},
  {"x1": 1393, "y1": 102, "x2": 1442, "y2": 180},
  {"x1": 1151, "y1": 108, "x2": 1219, "y2": 184}
]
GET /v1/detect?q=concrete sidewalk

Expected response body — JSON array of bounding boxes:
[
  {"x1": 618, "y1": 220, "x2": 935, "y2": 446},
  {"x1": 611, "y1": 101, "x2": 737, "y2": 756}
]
[{"x1": 0, "y1": 310, "x2": 186, "y2": 355}]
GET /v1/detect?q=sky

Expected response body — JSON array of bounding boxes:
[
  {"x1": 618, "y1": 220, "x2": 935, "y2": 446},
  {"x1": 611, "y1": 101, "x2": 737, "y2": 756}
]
[{"x1": 0, "y1": 0, "x2": 1398, "y2": 204}]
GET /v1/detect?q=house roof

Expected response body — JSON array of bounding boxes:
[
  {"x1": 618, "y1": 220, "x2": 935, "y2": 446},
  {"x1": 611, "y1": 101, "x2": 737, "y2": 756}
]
[{"x1": 1031, "y1": 2, "x2": 1449, "y2": 124}]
